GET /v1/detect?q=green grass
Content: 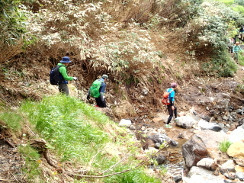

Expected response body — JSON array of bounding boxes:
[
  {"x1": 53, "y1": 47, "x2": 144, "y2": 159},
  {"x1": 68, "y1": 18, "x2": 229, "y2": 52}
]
[
  {"x1": 219, "y1": 140, "x2": 232, "y2": 152},
  {"x1": 0, "y1": 111, "x2": 22, "y2": 131},
  {"x1": 104, "y1": 167, "x2": 161, "y2": 183},
  {"x1": 238, "y1": 53, "x2": 244, "y2": 66},
  {"x1": 20, "y1": 95, "x2": 161, "y2": 183},
  {"x1": 20, "y1": 95, "x2": 111, "y2": 162},
  {"x1": 232, "y1": 5, "x2": 244, "y2": 15},
  {"x1": 214, "y1": 0, "x2": 235, "y2": 6},
  {"x1": 18, "y1": 145, "x2": 43, "y2": 182}
]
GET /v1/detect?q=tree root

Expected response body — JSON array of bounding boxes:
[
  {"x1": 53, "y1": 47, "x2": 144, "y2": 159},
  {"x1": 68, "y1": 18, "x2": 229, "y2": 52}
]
[{"x1": 66, "y1": 161, "x2": 145, "y2": 179}]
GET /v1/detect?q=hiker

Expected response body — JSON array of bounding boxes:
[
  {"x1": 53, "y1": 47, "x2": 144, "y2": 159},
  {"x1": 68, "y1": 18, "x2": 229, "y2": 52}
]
[
  {"x1": 228, "y1": 38, "x2": 234, "y2": 53},
  {"x1": 87, "y1": 74, "x2": 108, "y2": 108},
  {"x1": 233, "y1": 28, "x2": 239, "y2": 44},
  {"x1": 240, "y1": 26, "x2": 244, "y2": 41},
  {"x1": 57, "y1": 56, "x2": 77, "y2": 95},
  {"x1": 233, "y1": 42, "x2": 242, "y2": 63},
  {"x1": 165, "y1": 83, "x2": 178, "y2": 128}
]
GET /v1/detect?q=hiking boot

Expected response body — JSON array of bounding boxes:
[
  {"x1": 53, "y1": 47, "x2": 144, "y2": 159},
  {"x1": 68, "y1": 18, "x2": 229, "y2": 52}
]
[{"x1": 165, "y1": 124, "x2": 172, "y2": 128}]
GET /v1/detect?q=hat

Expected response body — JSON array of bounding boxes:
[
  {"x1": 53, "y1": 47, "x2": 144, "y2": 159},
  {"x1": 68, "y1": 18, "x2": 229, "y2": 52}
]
[
  {"x1": 102, "y1": 74, "x2": 108, "y2": 79},
  {"x1": 60, "y1": 56, "x2": 72, "y2": 63},
  {"x1": 171, "y1": 82, "x2": 177, "y2": 88}
]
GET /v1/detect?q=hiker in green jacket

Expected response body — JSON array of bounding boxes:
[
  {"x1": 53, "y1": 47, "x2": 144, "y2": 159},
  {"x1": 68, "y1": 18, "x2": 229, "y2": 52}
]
[
  {"x1": 87, "y1": 74, "x2": 108, "y2": 108},
  {"x1": 58, "y1": 56, "x2": 77, "y2": 95},
  {"x1": 233, "y1": 42, "x2": 242, "y2": 63}
]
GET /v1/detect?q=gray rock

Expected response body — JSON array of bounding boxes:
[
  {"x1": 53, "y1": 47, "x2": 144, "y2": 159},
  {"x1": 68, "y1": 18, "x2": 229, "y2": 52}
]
[
  {"x1": 236, "y1": 108, "x2": 244, "y2": 115},
  {"x1": 223, "y1": 116, "x2": 229, "y2": 121},
  {"x1": 173, "y1": 175, "x2": 182, "y2": 183},
  {"x1": 149, "y1": 134, "x2": 169, "y2": 144},
  {"x1": 154, "y1": 143, "x2": 161, "y2": 149},
  {"x1": 183, "y1": 166, "x2": 224, "y2": 183},
  {"x1": 155, "y1": 154, "x2": 166, "y2": 165},
  {"x1": 220, "y1": 160, "x2": 236, "y2": 173},
  {"x1": 224, "y1": 172, "x2": 236, "y2": 180},
  {"x1": 236, "y1": 172, "x2": 244, "y2": 181},
  {"x1": 224, "y1": 180, "x2": 235, "y2": 183},
  {"x1": 197, "y1": 119, "x2": 222, "y2": 132},
  {"x1": 129, "y1": 125, "x2": 136, "y2": 130},
  {"x1": 197, "y1": 158, "x2": 217, "y2": 170},
  {"x1": 182, "y1": 135, "x2": 208, "y2": 168},
  {"x1": 188, "y1": 130, "x2": 228, "y2": 159},
  {"x1": 234, "y1": 158, "x2": 244, "y2": 167},
  {"x1": 119, "y1": 119, "x2": 132, "y2": 127},
  {"x1": 175, "y1": 116, "x2": 198, "y2": 129},
  {"x1": 228, "y1": 126, "x2": 244, "y2": 143},
  {"x1": 170, "y1": 140, "x2": 178, "y2": 146}
]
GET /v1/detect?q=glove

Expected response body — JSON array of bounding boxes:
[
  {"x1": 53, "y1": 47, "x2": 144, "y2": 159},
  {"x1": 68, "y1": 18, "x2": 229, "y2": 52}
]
[{"x1": 73, "y1": 77, "x2": 77, "y2": 81}]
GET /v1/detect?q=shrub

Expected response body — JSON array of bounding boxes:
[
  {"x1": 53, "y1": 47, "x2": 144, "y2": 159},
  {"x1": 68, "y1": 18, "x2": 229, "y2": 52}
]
[
  {"x1": 181, "y1": 1, "x2": 240, "y2": 54},
  {"x1": 0, "y1": 0, "x2": 36, "y2": 62},
  {"x1": 88, "y1": 31, "x2": 162, "y2": 85},
  {"x1": 158, "y1": 0, "x2": 203, "y2": 28},
  {"x1": 0, "y1": 0, "x2": 27, "y2": 45},
  {"x1": 215, "y1": 0, "x2": 235, "y2": 6},
  {"x1": 235, "y1": 0, "x2": 244, "y2": 6},
  {"x1": 202, "y1": 50, "x2": 237, "y2": 77}
]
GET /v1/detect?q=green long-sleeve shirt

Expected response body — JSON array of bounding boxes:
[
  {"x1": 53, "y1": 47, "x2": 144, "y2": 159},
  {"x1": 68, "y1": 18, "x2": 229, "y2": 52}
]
[{"x1": 58, "y1": 63, "x2": 74, "y2": 81}]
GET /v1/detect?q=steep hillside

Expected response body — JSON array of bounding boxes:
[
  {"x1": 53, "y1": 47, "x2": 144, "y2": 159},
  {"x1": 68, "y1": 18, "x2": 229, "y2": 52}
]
[{"x1": 0, "y1": 0, "x2": 244, "y2": 182}]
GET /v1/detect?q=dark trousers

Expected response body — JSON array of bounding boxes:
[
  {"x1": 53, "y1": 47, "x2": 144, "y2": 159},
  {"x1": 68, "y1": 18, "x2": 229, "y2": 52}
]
[
  {"x1": 95, "y1": 96, "x2": 106, "y2": 108},
  {"x1": 59, "y1": 83, "x2": 69, "y2": 96},
  {"x1": 167, "y1": 105, "x2": 177, "y2": 124}
]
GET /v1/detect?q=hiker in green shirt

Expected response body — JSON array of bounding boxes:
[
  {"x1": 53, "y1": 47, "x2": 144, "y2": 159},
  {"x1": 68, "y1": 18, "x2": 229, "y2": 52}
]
[
  {"x1": 233, "y1": 42, "x2": 242, "y2": 63},
  {"x1": 58, "y1": 56, "x2": 77, "y2": 95}
]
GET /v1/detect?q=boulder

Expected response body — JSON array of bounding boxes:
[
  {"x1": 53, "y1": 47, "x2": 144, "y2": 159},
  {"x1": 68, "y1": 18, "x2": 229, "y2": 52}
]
[
  {"x1": 182, "y1": 166, "x2": 224, "y2": 183},
  {"x1": 228, "y1": 125, "x2": 244, "y2": 143},
  {"x1": 113, "y1": 100, "x2": 136, "y2": 118},
  {"x1": 193, "y1": 130, "x2": 228, "y2": 159},
  {"x1": 197, "y1": 119, "x2": 222, "y2": 132},
  {"x1": 227, "y1": 141, "x2": 244, "y2": 167},
  {"x1": 119, "y1": 119, "x2": 132, "y2": 127},
  {"x1": 227, "y1": 141, "x2": 244, "y2": 158},
  {"x1": 155, "y1": 154, "x2": 166, "y2": 165},
  {"x1": 235, "y1": 165, "x2": 244, "y2": 173},
  {"x1": 148, "y1": 133, "x2": 178, "y2": 147},
  {"x1": 220, "y1": 160, "x2": 235, "y2": 173},
  {"x1": 197, "y1": 158, "x2": 217, "y2": 170},
  {"x1": 236, "y1": 172, "x2": 244, "y2": 181},
  {"x1": 182, "y1": 135, "x2": 208, "y2": 168},
  {"x1": 175, "y1": 116, "x2": 198, "y2": 129}
]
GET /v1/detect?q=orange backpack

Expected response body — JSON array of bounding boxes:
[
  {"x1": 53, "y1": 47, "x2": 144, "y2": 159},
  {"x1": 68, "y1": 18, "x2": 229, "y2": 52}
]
[{"x1": 161, "y1": 90, "x2": 172, "y2": 105}]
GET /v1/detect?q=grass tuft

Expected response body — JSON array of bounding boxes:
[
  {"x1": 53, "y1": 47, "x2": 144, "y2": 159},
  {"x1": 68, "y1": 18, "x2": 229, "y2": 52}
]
[{"x1": 219, "y1": 140, "x2": 232, "y2": 152}]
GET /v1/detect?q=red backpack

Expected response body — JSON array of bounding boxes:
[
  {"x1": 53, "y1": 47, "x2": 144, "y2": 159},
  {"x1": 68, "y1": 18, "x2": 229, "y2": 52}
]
[{"x1": 161, "y1": 90, "x2": 172, "y2": 105}]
